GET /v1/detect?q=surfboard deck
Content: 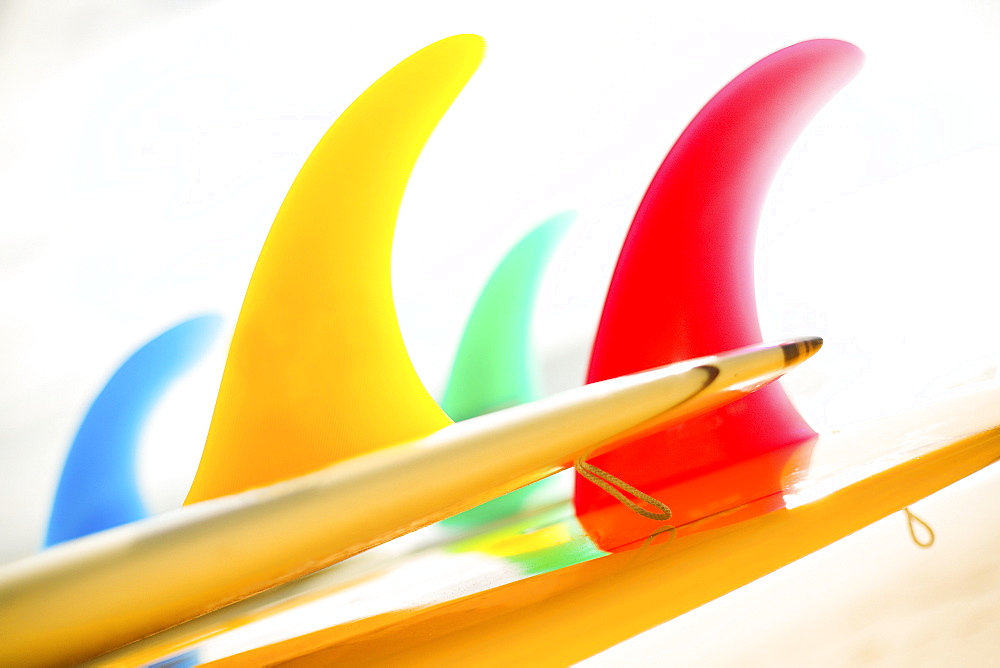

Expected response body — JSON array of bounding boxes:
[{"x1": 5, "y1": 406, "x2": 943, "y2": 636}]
[{"x1": 88, "y1": 384, "x2": 1000, "y2": 667}]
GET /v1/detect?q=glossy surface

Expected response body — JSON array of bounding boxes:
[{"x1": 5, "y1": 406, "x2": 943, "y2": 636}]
[
  {"x1": 578, "y1": 40, "x2": 866, "y2": 551},
  {"x1": 90, "y1": 501, "x2": 601, "y2": 667},
  {"x1": 200, "y1": 387, "x2": 1000, "y2": 666}
]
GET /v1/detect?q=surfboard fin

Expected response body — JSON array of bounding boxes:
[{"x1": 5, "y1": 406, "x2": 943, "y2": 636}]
[
  {"x1": 47, "y1": 316, "x2": 220, "y2": 545},
  {"x1": 441, "y1": 211, "x2": 574, "y2": 528},
  {"x1": 185, "y1": 35, "x2": 484, "y2": 504},
  {"x1": 576, "y1": 40, "x2": 865, "y2": 550}
]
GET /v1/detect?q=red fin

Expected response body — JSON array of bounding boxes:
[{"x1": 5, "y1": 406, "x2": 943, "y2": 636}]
[{"x1": 576, "y1": 40, "x2": 864, "y2": 551}]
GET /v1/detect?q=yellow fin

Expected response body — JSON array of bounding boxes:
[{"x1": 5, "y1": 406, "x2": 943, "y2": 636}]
[{"x1": 185, "y1": 35, "x2": 483, "y2": 503}]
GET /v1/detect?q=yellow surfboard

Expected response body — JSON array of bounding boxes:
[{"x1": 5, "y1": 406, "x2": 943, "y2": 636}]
[
  {"x1": 88, "y1": 383, "x2": 1000, "y2": 667},
  {"x1": 0, "y1": 338, "x2": 816, "y2": 667}
]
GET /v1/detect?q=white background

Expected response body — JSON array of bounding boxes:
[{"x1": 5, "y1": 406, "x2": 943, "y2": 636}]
[{"x1": 1, "y1": 1, "x2": 998, "y2": 665}]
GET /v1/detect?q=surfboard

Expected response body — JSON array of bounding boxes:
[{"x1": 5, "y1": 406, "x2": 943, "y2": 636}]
[
  {"x1": 0, "y1": 338, "x2": 817, "y2": 667},
  {"x1": 85, "y1": 383, "x2": 1000, "y2": 667}
]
